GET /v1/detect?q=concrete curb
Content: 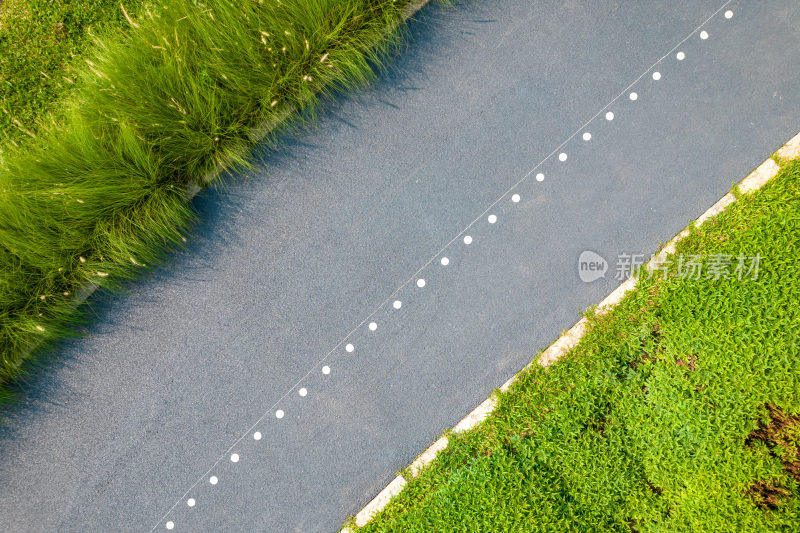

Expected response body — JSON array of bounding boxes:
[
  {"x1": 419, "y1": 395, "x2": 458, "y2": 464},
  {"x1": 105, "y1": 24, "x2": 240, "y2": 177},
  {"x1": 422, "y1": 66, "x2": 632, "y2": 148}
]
[
  {"x1": 341, "y1": 132, "x2": 800, "y2": 531},
  {"x1": 353, "y1": 476, "x2": 407, "y2": 528}
]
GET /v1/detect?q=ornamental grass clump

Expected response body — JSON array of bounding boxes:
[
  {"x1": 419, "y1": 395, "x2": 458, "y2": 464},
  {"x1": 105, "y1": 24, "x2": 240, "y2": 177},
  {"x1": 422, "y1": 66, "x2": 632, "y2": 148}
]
[{"x1": 0, "y1": 0, "x2": 414, "y2": 399}]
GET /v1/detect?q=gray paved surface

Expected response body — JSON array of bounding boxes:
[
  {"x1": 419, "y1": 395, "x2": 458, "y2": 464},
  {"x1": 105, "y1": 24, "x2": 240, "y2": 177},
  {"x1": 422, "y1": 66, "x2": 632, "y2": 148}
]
[{"x1": 1, "y1": 0, "x2": 799, "y2": 531}]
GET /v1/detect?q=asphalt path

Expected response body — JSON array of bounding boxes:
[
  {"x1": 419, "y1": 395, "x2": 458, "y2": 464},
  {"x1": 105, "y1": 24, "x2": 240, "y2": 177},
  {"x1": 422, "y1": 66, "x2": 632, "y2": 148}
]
[{"x1": 1, "y1": 0, "x2": 799, "y2": 531}]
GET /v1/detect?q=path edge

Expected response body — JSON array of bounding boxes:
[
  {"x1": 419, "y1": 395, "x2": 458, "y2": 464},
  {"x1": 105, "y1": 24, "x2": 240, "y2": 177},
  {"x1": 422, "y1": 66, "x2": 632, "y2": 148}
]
[
  {"x1": 341, "y1": 131, "x2": 800, "y2": 531},
  {"x1": 13, "y1": 0, "x2": 436, "y2": 375}
]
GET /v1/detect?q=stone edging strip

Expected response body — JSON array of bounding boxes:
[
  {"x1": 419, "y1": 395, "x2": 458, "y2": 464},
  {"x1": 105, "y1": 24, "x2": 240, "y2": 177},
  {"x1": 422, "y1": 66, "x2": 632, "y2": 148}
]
[{"x1": 342, "y1": 131, "x2": 800, "y2": 531}]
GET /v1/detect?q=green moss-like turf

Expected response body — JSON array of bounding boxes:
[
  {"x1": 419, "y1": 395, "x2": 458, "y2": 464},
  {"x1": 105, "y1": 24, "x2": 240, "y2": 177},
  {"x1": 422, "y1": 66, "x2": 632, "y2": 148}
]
[
  {"x1": 0, "y1": 0, "x2": 144, "y2": 147},
  {"x1": 0, "y1": 0, "x2": 417, "y2": 401},
  {"x1": 358, "y1": 159, "x2": 800, "y2": 531}
]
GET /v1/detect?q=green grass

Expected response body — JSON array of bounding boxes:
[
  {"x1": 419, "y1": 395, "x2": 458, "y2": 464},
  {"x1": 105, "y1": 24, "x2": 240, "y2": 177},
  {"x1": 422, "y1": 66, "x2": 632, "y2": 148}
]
[
  {"x1": 0, "y1": 0, "x2": 144, "y2": 147},
  {"x1": 357, "y1": 157, "x2": 800, "y2": 531},
  {"x1": 0, "y1": 0, "x2": 419, "y2": 401}
]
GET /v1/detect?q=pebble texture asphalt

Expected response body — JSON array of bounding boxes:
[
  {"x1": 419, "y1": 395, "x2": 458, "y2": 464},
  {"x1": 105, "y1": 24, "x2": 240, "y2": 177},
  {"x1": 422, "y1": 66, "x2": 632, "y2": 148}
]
[{"x1": 0, "y1": 0, "x2": 799, "y2": 531}]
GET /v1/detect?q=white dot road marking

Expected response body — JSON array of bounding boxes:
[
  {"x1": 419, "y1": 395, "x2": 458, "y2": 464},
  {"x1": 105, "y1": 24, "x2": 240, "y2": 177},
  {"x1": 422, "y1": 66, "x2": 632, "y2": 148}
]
[
  {"x1": 368, "y1": 322, "x2": 377, "y2": 331},
  {"x1": 487, "y1": 214, "x2": 497, "y2": 224},
  {"x1": 558, "y1": 152, "x2": 567, "y2": 162},
  {"x1": 511, "y1": 194, "x2": 520, "y2": 203},
  {"x1": 187, "y1": 498, "x2": 195, "y2": 508},
  {"x1": 582, "y1": 132, "x2": 591, "y2": 141},
  {"x1": 152, "y1": 7, "x2": 733, "y2": 526},
  {"x1": 629, "y1": 92, "x2": 638, "y2": 101},
  {"x1": 416, "y1": 278, "x2": 426, "y2": 288},
  {"x1": 440, "y1": 256, "x2": 450, "y2": 265},
  {"x1": 652, "y1": 71, "x2": 661, "y2": 80},
  {"x1": 345, "y1": 343, "x2": 354, "y2": 352},
  {"x1": 253, "y1": 431, "x2": 262, "y2": 440},
  {"x1": 299, "y1": 388, "x2": 308, "y2": 397}
]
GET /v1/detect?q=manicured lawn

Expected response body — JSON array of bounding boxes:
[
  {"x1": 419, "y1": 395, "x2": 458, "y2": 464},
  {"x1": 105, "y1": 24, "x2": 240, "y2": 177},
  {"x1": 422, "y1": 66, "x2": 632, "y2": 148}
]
[
  {"x1": 357, "y1": 156, "x2": 800, "y2": 531},
  {"x1": 0, "y1": 0, "x2": 142, "y2": 147},
  {"x1": 0, "y1": 0, "x2": 417, "y2": 401}
]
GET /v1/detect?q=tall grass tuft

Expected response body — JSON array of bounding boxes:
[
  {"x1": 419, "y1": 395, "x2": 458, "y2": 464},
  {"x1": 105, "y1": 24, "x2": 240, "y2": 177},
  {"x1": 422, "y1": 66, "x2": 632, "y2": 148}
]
[{"x1": 0, "y1": 0, "x2": 416, "y2": 400}]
